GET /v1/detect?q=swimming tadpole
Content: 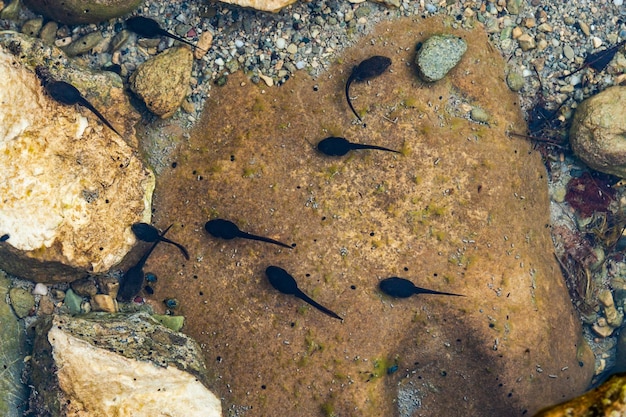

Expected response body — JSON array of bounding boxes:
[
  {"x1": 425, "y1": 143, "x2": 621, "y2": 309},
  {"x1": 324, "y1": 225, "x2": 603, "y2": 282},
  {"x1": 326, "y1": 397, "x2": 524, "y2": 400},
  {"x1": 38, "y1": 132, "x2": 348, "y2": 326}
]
[
  {"x1": 205, "y1": 218, "x2": 293, "y2": 249},
  {"x1": 316, "y1": 136, "x2": 400, "y2": 157},
  {"x1": 379, "y1": 277, "x2": 463, "y2": 298},
  {"x1": 345, "y1": 55, "x2": 392, "y2": 125},
  {"x1": 265, "y1": 266, "x2": 343, "y2": 320}
]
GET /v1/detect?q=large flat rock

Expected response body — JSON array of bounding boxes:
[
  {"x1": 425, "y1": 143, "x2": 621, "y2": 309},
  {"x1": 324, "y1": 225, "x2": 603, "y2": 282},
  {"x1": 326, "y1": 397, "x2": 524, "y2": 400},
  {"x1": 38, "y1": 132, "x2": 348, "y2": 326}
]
[{"x1": 144, "y1": 17, "x2": 593, "y2": 416}]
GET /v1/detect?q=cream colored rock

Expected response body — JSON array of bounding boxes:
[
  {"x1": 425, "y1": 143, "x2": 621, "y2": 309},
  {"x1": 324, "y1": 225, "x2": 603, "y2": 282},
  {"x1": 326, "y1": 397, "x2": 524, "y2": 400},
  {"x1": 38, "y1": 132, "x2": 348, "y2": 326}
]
[
  {"x1": 30, "y1": 314, "x2": 221, "y2": 417},
  {"x1": 570, "y1": 86, "x2": 626, "y2": 178},
  {"x1": 216, "y1": 0, "x2": 297, "y2": 12},
  {"x1": 91, "y1": 294, "x2": 118, "y2": 313},
  {"x1": 130, "y1": 46, "x2": 193, "y2": 118},
  {"x1": 0, "y1": 34, "x2": 154, "y2": 283}
]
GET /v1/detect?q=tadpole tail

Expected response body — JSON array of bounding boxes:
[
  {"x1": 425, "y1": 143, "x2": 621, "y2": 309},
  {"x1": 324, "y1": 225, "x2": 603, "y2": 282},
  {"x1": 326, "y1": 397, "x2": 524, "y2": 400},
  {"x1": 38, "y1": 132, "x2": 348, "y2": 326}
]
[
  {"x1": 240, "y1": 231, "x2": 293, "y2": 249},
  {"x1": 345, "y1": 77, "x2": 362, "y2": 123},
  {"x1": 413, "y1": 287, "x2": 464, "y2": 297},
  {"x1": 160, "y1": 237, "x2": 190, "y2": 260},
  {"x1": 162, "y1": 31, "x2": 207, "y2": 52},
  {"x1": 353, "y1": 143, "x2": 401, "y2": 154},
  {"x1": 77, "y1": 96, "x2": 123, "y2": 138},
  {"x1": 295, "y1": 289, "x2": 343, "y2": 320},
  {"x1": 558, "y1": 64, "x2": 588, "y2": 79}
]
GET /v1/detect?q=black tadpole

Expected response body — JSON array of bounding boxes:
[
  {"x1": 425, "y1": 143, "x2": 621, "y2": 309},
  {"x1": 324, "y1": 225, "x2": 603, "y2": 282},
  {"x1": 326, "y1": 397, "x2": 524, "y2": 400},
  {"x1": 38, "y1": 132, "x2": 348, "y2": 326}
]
[
  {"x1": 560, "y1": 40, "x2": 626, "y2": 79},
  {"x1": 117, "y1": 225, "x2": 172, "y2": 302},
  {"x1": 317, "y1": 137, "x2": 400, "y2": 157},
  {"x1": 379, "y1": 277, "x2": 463, "y2": 298},
  {"x1": 265, "y1": 266, "x2": 343, "y2": 320},
  {"x1": 125, "y1": 16, "x2": 206, "y2": 52},
  {"x1": 345, "y1": 55, "x2": 392, "y2": 124},
  {"x1": 43, "y1": 81, "x2": 122, "y2": 137},
  {"x1": 204, "y1": 218, "x2": 292, "y2": 249},
  {"x1": 131, "y1": 222, "x2": 189, "y2": 260}
]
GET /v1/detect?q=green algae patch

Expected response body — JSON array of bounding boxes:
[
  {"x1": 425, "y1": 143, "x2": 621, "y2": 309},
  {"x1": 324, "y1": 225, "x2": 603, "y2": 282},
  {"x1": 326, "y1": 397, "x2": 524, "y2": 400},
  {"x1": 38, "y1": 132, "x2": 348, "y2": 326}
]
[{"x1": 147, "y1": 16, "x2": 592, "y2": 417}]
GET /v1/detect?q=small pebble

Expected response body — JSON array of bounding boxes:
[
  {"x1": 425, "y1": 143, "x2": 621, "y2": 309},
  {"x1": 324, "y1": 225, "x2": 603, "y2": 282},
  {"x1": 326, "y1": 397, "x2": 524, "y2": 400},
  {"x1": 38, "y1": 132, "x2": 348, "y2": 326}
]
[
  {"x1": 591, "y1": 37, "x2": 603, "y2": 48},
  {"x1": 195, "y1": 31, "x2": 213, "y2": 60},
  {"x1": 32, "y1": 283, "x2": 48, "y2": 296},
  {"x1": 275, "y1": 38, "x2": 286, "y2": 49},
  {"x1": 563, "y1": 44, "x2": 575, "y2": 60},
  {"x1": 164, "y1": 298, "x2": 180, "y2": 309}
]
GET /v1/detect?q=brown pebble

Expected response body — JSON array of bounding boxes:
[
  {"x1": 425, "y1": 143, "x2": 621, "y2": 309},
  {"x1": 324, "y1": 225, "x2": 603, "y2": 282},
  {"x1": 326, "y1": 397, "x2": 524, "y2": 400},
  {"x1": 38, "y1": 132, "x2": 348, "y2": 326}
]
[
  {"x1": 194, "y1": 31, "x2": 213, "y2": 59},
  {"x1": 91, "y1": 294, "x2": 118, "y2": 313},
  {"x1": 38, "y1": 295, "x2": 55, "y2": 315}
]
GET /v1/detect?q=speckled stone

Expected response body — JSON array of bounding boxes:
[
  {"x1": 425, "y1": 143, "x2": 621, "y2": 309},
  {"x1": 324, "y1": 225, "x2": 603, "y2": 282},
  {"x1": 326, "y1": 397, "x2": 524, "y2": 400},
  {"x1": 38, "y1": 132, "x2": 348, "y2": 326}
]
[
  {"x1": 23, "y1": 0, "x2": 143, "y2": 24},
  {"x1": 29, "y1": 313, "x2": 221, "y2": 416},
  {"x1": 506, "y1": 71, "x2": 525, "y2": 92},
  {"x1": 0, "y1": 272, "x2": 27, "y2": 417},
  {"x1": 130, "y1": 46, "x2": 194, "y2": 118},
  {"x1": 62, "y1": 31, "x2": 104, "y2": 56},
  {"x1": 415, "y1": 34, "x2": 467, "y2": 82},
  {"x1": 9, "y1": 287, "x2": 34, "y2": 319},
  {"x1": 570, "y1": 86, "x2": 626, "y2": 177}
]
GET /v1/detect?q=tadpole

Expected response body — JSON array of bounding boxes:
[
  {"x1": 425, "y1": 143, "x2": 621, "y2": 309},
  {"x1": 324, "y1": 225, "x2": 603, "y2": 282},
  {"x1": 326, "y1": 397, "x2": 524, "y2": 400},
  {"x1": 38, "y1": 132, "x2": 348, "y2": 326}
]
[{"x1": 560, "y1": 40, "x2": 626, "y2": 79}]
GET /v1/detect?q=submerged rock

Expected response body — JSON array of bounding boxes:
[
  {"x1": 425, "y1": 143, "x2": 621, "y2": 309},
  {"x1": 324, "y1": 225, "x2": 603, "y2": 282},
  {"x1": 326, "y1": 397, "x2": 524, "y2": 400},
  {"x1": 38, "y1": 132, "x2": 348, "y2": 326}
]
[
  {"x1": 130, "y1": 46, "x2": 194, "y2": 118},
  {"x1": 570, "y1": 86, "x2": 626, "y2": 178},
  {"x1": 216, "y1": 0, "x2": 297, "y2": 12},
  {"x1": 29, "y1": 313, "x2": 222, "y2": 417},
  {"x1": 0, "y1": 272, "x2": 28, "y2": 417},
  {"x1": 533, "y1": 372, "x2": 626, "y2": 416},
  {"x1": 416, "y1": 34, "x2": 467, "y2": 82},
  {"x1": 150, "y1": 16, "x2": 593, "y2": 417},
  {"x1": 23, "y1": 0, "x2": 142, "y2": 24},
  {"x1": 0, "y1": 33, "x2": 154, "y2": 283}
]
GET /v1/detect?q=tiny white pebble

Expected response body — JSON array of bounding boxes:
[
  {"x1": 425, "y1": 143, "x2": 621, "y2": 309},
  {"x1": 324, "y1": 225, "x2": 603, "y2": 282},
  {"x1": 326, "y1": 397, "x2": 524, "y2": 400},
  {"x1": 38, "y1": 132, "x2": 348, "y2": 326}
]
[
  {"x1": 522, "y1": 69, "x2": 533, "y2": 77},
  {"x1": 275, "y1": 38, "x2": 286, "y2": 50},
  {"x1": 234, "y1": 39, "x2": 244, "y2": 48},
  {"x1": 614, "y1": 0, "x2": 623, "y2": 6},
  {"x1": 215, "y1": 57, "x2": 225, "y2": 66},
  {"x1": 32, "y1": 283, "x2": 48, "y2": 296},
  {"x1": 295, "y1": 61, "x2": 306, "y2": 70},
  {"x1": 570, "y1": 75, "x2": 581, "y2": 86}
]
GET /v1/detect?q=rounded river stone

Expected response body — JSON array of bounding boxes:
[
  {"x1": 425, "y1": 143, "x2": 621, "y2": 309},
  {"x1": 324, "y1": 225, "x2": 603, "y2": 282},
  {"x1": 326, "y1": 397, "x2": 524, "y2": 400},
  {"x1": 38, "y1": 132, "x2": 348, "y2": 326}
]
[
  {"x1": 23, "y1": 0, "x2": 142, "y2": 25},
  {"x1": 416, "y1": 34, "x2": 467, "y2": 82}
]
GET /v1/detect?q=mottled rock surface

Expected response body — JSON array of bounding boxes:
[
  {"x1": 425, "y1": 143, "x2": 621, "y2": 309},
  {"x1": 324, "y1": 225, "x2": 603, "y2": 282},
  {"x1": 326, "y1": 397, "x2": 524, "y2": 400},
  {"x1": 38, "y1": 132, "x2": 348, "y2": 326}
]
[
  {"x1": 416, "y1": 34, "x2": 467, "y2": 82},
  {"x1": 0, "y1": 34, "x2": 154, "y2": 283},
  {"x1": 23, "y1": 0, "x2": 142, "y2": 24},
  {"x1": 533, "y1": 372, "x2": 626, "y2": 417},
  {"x1": 144, "y1": 17, "x2": 593, "y2": 417},
  {"x1": 130, "y1": 46, "x2": 194, "y2": 118},
  {"x1": 570, "y1": 86, "x2": 626, "y2": 178},
  {"x1": 217, "y1": 0, "x2": 297, "y2": 13},
  {"x1": 29, "y1": 313, "x2": 222, "y2": 417},
  {"x1": 0, "y1": 272, "x2": 27, "y2": 417}
]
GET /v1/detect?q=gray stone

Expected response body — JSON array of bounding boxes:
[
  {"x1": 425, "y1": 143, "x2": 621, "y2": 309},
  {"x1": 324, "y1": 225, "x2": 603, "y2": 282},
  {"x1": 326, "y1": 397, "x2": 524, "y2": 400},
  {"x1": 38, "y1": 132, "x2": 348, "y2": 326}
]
[
  {"x1": 8, "y1": 287, "x2": 34, "y2": 318},
  {"x1": 470, "y1": 106, "x2": 490, "y2": 123},
  {"x1": 130, "y1": 46, "x2": 194, "y2": 118},
  {"x1": 70, "y1": 276, "x2": 98, "y2": 297},
  {"x1": 506, "y1": 0, "x2": 523, "y2": 15},
  {"x1": 570, "y1": 86, "x2": 626, "y2": 178},
  {"x1": 63, "y1": 289, "x2": 83, "y2": 315},
  {"x1": 415, "y1": 34, "x2": 467, "y2": 82},
  {"x1": 29, "y1": 313, "x2": 221, "y2": 416},
  {"x1": 506, "y1": 71, "x2": 525, "y2": 92},
  {"x1": 39, "y1": 21, "x2": 58, "y2": 45},
  {"x1": 62, "y1": 31, "x2": 104, "y2": 56},
  {"x1": 21, "y1": 18, "x2": 43, "y2": 37},
  {"x1": 0, "y1": 272, "x2": 27, "y2": 417},
  {"x1": 23, "y1": 0, "x2": 143, "y2": 24}
]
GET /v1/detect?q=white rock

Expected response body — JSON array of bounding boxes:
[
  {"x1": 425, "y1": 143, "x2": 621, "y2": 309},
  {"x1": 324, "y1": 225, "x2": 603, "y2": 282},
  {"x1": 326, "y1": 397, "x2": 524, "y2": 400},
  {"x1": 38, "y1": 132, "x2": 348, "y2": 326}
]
[
  {"x1": 275, "y1": 37, "x2": 286, "y2": 49},
  {"x1": 32, "y1": 283, "x2": 48, "y2": 296},
  {"x1": 45, "y1": 321, "x2": 221, "y2": 417},
  {"x1": 0, "y1": 36, "x2": 154, "y2": 282}
]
